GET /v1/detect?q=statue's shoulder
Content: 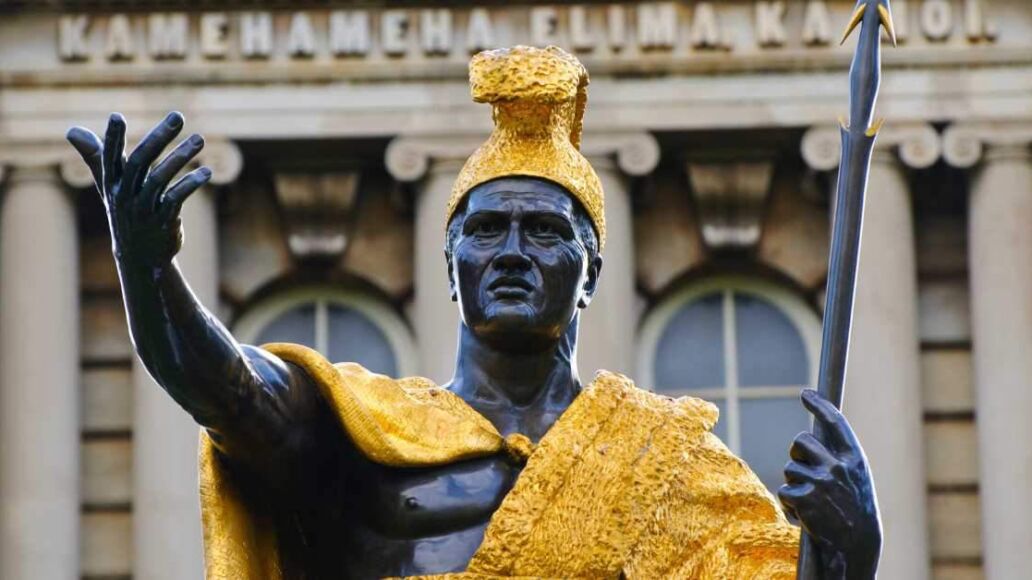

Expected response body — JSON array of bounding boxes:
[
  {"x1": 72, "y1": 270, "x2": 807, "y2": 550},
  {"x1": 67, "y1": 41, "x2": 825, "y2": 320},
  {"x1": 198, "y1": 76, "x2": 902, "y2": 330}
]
[{"x1": 588, "y1": 370, "x2": 720, "y2": 434}]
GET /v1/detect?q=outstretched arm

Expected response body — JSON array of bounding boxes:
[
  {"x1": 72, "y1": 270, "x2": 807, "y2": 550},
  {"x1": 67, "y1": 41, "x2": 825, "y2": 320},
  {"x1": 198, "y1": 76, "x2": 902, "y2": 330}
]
[{"x1": 67, "y1": 112, "x2": 321, "y2": 462}]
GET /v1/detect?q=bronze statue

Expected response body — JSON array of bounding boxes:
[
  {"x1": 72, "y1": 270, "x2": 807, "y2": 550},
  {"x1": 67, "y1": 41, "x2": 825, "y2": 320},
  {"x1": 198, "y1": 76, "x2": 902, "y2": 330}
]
[{"x1": 67, "y1": 17, "x2": 886, "y2": 579}]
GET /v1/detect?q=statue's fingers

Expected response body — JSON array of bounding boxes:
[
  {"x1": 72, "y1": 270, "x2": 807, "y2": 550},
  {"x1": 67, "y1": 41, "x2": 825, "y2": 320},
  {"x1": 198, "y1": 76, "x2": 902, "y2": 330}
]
[
  {"x1": 784, "y1": 460, "x2": 823, "y2": 485},
  {"x1": 789, "y1": 432, "x2": 837, "y2": 466},
  {"x1": 160, "y1": 166, "x2": 212, "y2": 217},
  {"x1": 800, "y1": 389, "x2": 858, "y2": 453},
  {"x1": 776, "y1": 481, "x2": 814, "y2": 516},
  {"x1": 125, "y1": 112, "x2": 184, "y2": 192},
  {"x1": 144, "y1": 134, "x2": 204, "y2": 202},
  {"x1": 66, "y1": 127, "x2": 104, "y2": 192},
  {"x1": 103, "y1": 113, "x2": 126, "y2": 191}
]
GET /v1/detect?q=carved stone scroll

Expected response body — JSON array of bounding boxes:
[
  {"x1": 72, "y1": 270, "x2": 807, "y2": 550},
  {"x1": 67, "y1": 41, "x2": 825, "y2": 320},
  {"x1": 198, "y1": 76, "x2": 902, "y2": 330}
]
[{"x1": 942, "y1": 122, "x2": 1032, "y2": 168}]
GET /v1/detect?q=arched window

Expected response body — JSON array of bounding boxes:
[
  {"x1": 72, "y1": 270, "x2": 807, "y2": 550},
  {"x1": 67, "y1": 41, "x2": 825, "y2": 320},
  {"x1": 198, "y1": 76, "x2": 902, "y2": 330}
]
[
  {"x1": 235, "y1": 287, "x2": 417, "y2": 378},
  {"x1": 638, "y1": 278, "x2": 821, "y2": 491}
]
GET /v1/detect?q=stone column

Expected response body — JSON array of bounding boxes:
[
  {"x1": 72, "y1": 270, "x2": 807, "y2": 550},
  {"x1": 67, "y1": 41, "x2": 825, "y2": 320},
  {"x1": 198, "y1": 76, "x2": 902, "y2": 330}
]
[
  {"x1": 0, "y1": 164, "x2": 80, "y2": 579},
  {"x1": 577, "y1": 158, "x2": 635, "y2": 377},
  {"x1": 387, "y1": 132, "x2": 658, "y2": 383},
  {"x1": 414, "y1": 160, "x2": 465, "y2": 384},
  {"x1": 802, "y1": 124, "x2": 939, "y2": 580},
  {"x1": 945, "y1": 123, "x2": 1032, "y2": 580},
  {"x1": 132, "y1": 141, "x2": 241, "y2": 580}
]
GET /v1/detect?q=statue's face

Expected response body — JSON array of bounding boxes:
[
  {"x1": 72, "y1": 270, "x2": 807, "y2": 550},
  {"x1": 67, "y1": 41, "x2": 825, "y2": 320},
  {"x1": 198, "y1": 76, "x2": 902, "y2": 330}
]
[{"x1": 448, "y1": 177, "x2": 601, "y2": 352}]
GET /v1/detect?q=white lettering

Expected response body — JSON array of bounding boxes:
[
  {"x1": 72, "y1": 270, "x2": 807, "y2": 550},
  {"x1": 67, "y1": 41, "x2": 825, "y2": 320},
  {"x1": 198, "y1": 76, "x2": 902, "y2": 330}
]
[
  {"x1": 105, "y1": 14, "x2": 135, "y2": 61},
  {"x1": 802, "y1": 0, "x2": 831, "y2": 46},
  {"x1": 569, "y1": 6, "x2": 596, "y2": 52},
  {"x1": 921, "y1": 0, "x2": 953, "y2": 41},
  {"x1": 530, "y1": 7, "x2": 559, "y2": 47},
  {"x1": 420, "y1": 9, "x2": 452, "y2": 55},
  {"x1": 756, "y1": 1, "x2": 786, "y2": 47},
  {"x1": 58, "y1": 15, "x2": 90, "y2": 61},
  {"x1": 691, "y1": 3, "x2": 722, "y2": 49},
  {"x1": 240, "y1": 12, "x2": 273, "y2": 59},
  {"x1": 200, "y1": 13, "x2": 229, "y2": 59},
  {"x1": 964, "y1": 0, "x2": 997, "y2": 41},
  {"x1": 466, "y1": 8, "x2": 495, "y2": 53},
  {"x1": 148, "y1": 13, "x2": 187, "y2": 59},
  {"x1": 329, "y1": 11, "x2": 370, "y2": 56},
  {"x1": 381, "y1": 10, "x2": 409, "y2": 56},
  {"x1": 287, "y1": 12, "x2": 316, "y2": 57},
  {"x1": 51, "y1": 3, "x2": 1003, "y2": 67},
  {"x1": 607, "y1": 5, "x2": 627, "y2": 51},
  {"x1": 637, "y1": 3, "x2": 677, "y2": 50}
]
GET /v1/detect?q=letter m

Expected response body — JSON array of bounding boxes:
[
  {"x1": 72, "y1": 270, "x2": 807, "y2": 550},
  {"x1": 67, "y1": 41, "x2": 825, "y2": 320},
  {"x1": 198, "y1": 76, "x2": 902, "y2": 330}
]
[
  {"x1": 637, "y1": 2, "x2": 678, "y2": 49},
  {"x1": 149, "y1": 13, "x2": 188, "y2": 59}
]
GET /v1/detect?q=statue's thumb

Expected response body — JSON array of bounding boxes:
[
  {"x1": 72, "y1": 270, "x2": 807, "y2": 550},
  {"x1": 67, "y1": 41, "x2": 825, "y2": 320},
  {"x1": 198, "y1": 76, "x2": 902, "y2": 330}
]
[{"x1": 66, "y1": 127, "x2": 104, "y2": 189}]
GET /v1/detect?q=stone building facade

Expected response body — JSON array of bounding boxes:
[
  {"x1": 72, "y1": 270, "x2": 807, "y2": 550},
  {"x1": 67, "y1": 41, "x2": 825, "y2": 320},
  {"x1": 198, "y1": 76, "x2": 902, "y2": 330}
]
[{"x1": 0, "y1": 1, "x2": 1028, "y2": 579}]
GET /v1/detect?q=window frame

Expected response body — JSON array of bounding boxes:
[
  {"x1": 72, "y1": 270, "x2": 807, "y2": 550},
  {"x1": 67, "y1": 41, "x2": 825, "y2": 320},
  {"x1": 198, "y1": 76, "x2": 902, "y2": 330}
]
[
  {"x1": 234, "y1": 286, "x2": 418, "y2": 377},
  {"x1": 637, "y1": 277, "x2": 821, "y2": 454}
]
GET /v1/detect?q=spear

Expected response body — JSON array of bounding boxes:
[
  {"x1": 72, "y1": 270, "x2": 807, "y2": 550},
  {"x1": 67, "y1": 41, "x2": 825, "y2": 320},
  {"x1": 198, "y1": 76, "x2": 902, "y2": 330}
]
[{"x1": 797, "y1": 1, "x2": 895, "y2": 577}]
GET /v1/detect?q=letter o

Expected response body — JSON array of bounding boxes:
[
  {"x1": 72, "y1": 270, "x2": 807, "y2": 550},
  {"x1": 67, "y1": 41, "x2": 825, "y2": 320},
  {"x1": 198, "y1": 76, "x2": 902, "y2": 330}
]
[{"x1": 920, "y1": 0, "x2": 953, "y2": 41}]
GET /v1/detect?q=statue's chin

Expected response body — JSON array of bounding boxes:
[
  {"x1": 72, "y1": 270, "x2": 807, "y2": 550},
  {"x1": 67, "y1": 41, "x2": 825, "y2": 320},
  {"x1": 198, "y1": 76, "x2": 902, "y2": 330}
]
[{"x1": 470, "y1": 308, "x2": 564, "y2": 353}]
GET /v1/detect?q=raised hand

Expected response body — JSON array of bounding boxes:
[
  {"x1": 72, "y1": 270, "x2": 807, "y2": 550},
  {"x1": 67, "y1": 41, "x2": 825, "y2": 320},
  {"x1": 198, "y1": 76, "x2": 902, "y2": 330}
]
[
  {"x1": 66, "y1": 112, "x2": 211, "y2": 268},
  {"x1": 779, "y1": 390, "x2": 882, "y2": 579}
]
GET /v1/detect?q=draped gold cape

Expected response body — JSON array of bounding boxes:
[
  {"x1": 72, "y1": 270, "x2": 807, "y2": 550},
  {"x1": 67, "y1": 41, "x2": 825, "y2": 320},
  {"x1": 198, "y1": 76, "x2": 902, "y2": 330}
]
[{"x1": 200, "y1": 343, "x2": 799, "y2": 579}]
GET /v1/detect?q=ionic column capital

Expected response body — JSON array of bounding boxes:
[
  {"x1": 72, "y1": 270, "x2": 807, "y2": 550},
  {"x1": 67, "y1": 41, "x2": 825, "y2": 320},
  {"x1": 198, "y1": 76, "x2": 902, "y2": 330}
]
[
  {"x1": 801, "y1": 122, "x2": 941, "y2": 172},
  {"x1": 942, "y1": 122, "x2": 1032, "y2": 168},
  {"x1": 0, "y1": 140, "x2": 87, "y2": 188},
  {"x1": 0, "y1": 137, "x2": 243, "y2": 189},
  {"x1": 385, "y1": 131, "x2": 660, "y2": 183},
  {"x1": 195, "y1": 138, "x2": 244, "y2": 185}
]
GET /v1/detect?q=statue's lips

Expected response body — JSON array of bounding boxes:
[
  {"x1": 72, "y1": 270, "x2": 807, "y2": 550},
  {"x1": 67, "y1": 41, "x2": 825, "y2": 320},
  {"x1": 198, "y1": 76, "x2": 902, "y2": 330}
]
[{"x1": 488, "y1": 276, "x2": 535, "y2": 298}]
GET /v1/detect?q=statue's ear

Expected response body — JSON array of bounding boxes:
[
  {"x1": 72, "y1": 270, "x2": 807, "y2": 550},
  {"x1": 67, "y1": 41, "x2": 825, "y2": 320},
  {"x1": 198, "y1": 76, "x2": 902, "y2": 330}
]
[
  {"x1": 578, "y1": 254, "x2": 603, "y2": 309},
  {"x1": 446, "y1": 250, "x2": 458, "y2": 302}
]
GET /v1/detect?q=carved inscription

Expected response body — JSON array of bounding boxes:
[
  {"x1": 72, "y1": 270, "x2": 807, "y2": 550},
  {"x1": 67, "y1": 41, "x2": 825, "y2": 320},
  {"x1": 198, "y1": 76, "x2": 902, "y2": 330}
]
[{"x1": 56, "y1": 1, "x2": 999, "y2": 63}]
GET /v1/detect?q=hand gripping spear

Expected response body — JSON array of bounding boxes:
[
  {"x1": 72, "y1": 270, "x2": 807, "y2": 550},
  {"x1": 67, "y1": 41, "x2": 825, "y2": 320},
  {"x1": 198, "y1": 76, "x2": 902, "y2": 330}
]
[{"x1": 796, "y1": 1, "x2": 896, "y2": 578}]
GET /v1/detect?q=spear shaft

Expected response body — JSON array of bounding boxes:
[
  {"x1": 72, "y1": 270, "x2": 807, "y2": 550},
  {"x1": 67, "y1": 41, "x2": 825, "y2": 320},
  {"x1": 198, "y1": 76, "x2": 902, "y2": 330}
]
[{"x1": 797, "y1": 1, "x2": 894, "y2": 578}]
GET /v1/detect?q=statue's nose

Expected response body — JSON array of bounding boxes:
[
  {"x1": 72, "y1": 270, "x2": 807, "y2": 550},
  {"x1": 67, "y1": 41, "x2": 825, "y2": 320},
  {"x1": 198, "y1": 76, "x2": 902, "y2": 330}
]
[{"x1": 493, "y1": 226, "x2": 531, "y2": 271}]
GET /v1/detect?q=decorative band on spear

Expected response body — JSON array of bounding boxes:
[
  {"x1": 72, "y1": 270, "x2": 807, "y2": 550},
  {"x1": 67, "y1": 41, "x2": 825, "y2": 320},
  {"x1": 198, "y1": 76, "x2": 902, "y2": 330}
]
[{"x1": 797, "y1": 1, "x2": 895, "y2": 577}]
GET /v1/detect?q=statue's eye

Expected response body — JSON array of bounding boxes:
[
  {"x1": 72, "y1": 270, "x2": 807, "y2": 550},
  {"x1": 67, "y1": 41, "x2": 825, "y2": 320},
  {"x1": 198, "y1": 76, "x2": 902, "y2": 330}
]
[
  {"x1": 528, "y1": 221, "x2": 558, "y2": 237},
  {"x1": 472, "y1": 221, "x2": 501, "y2": 236}
]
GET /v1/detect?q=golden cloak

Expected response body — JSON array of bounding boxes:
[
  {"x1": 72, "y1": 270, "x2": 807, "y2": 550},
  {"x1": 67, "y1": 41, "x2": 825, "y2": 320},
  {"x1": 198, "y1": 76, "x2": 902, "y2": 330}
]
[{"x1": 200, "y1": 343, "x2": 799, "y2": 579}]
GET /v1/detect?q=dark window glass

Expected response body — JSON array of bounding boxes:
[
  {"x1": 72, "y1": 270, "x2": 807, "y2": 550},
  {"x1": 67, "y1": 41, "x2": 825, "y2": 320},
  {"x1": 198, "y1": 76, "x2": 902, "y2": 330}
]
[
  {"x1": 654, "y1": 292, "x2": 724, "y2": 391},
  {"x1": 254, "y1": 304, "x2": 315, "y2": 348},
  {"x1": 739, "y1": 397, "x2": 811, "y2": 490},
  {"x1": 734, "y1": 294, "x2": 809, "y2": 388},
  {"x1": 326, "y1": 305, "x2": 398, "y2": 377}
]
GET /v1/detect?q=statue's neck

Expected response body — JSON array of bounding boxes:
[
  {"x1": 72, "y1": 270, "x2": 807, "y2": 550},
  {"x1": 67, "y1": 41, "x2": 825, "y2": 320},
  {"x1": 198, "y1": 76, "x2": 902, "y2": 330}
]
[{"x1": 448, "y1": 319, "x2": 582, "y2": 416}]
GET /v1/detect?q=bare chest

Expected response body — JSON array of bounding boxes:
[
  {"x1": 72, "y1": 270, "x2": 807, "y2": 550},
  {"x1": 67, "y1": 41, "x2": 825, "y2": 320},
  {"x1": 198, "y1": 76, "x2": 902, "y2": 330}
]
[{"x1": 343, "y1": 454, "x2": 519, "y2": 577}]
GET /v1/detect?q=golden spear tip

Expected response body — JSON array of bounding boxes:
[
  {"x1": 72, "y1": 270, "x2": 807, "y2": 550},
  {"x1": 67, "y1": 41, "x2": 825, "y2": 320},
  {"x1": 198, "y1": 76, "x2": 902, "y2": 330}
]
[
  {"x1": 866, "y1": 118, "x2": 886, "y2": 137},
  {"x1": 877, "y1": 5, "x2": 898, "y2": 47},
  {"x1": 840, "y1": 5, "x2": 866, "y2": 45}
]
